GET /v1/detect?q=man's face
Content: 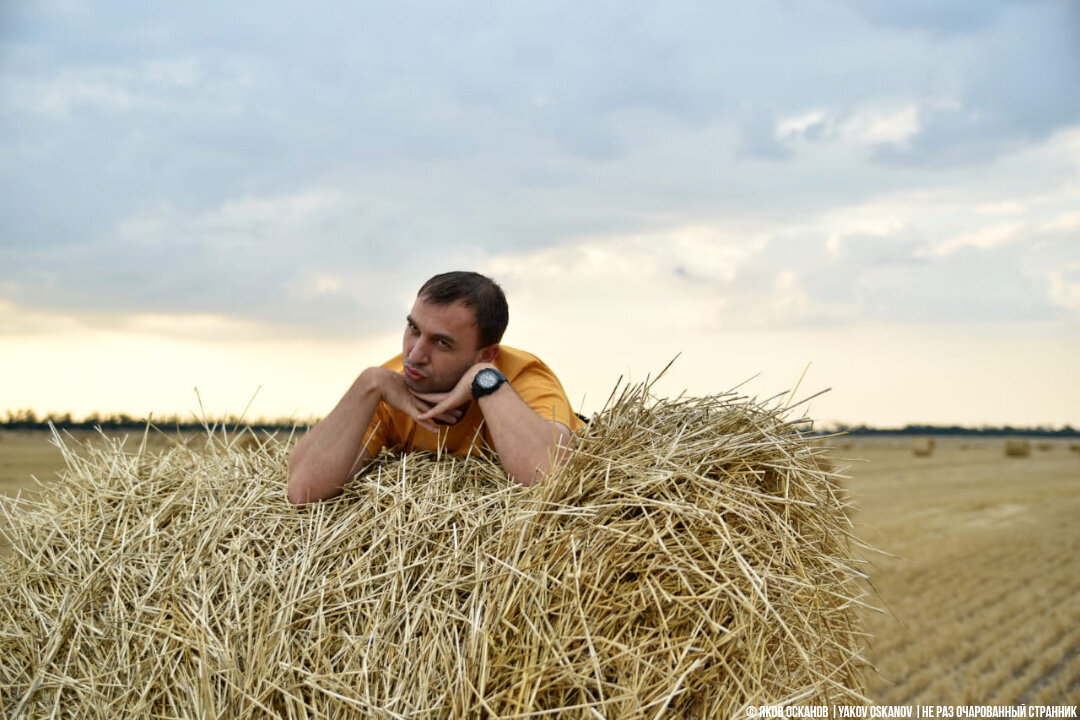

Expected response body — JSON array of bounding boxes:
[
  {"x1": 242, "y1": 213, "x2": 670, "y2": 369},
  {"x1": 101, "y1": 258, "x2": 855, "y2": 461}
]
[{"x1": 401, "y1": 298, "x2": 491, "y2": 393}]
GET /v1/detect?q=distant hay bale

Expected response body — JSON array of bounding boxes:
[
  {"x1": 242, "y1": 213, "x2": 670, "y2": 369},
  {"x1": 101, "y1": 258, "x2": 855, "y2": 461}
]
[
  {"x1": 1004, "y1": 439, "x2": 1031, "y2": 458},
  {"x1": 233, "y1": 432, "x2": 263, "y2": 453},
  {"x1": 1035, "y1": 442, "x2": 1053, "y2": 453},
  {"x1": 911, "y1": 437, "x2": 935, "y2": 457},
  {"x1": 0, "y1": 383, "x2": 870, "y2": 718},
  {"x1": 813, "y1": 453, "x2": 837, "y2": 475}
]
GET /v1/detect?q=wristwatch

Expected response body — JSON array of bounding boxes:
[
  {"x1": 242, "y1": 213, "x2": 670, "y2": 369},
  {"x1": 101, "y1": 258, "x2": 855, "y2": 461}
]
[{"x1": 471, "y1": 367, "x2": 507, "y2": 399}]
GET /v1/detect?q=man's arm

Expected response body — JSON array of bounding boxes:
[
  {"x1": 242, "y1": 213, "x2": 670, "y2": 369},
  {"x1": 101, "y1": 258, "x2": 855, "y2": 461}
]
[
  {"x1": 415, "y1": 363, "x2": 574, "y2": 486},
  {"x1": 288, "y1": 367, "x2": 448, "y2": 504},
  {"x1": 475, "y1": 382, "x2": 574, "y2": 486}
]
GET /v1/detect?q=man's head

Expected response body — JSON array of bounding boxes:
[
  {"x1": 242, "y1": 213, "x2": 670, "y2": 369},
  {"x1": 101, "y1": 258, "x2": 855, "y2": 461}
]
[
  {"x1": 402, "y1": 271, "x2": 509, "y2": 393},
  {"x1": 416, "y1": 271, "x2": 509, "y2": 347}
]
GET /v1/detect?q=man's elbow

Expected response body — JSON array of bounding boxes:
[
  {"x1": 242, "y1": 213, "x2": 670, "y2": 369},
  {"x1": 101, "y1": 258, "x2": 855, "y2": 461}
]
[
  {"x1": 286, "y1": 479, "x2": 312, "y2": 505},
  {"x1": 512, "y1": 426, "x2": 575, "y2": 487},
  {"x1": 286, "y1": 470, "x2": 316, "y2": 505},
  {"x1": 286, "y1": 452, "x2": 308, "y2": 504},
  {"x1": 286, "y1": 456, "x2": 335, "y2": 506},
  {"x1": 287, "y1": 475, "x2": 344, "y2": 505},
  {"x1": 553, "y1": 425, "x2": 575, "y2": 463}
]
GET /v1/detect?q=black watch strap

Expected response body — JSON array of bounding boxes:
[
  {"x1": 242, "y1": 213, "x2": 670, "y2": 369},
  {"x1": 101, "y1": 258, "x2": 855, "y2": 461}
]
[{"x1": 471, "y1": 368, "x2": 507, "y2": 399}]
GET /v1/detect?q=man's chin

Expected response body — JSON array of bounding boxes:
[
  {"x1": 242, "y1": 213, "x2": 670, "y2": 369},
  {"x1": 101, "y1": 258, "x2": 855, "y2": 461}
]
[{"x1": 405, "y1": 376, "x2": 452, "y2": 394}]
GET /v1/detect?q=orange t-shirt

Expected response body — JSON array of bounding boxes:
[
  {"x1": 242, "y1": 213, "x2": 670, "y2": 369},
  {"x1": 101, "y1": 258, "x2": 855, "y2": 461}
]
[{"x1": 362, "y1": 345, "x2": 585, "y2": 458}]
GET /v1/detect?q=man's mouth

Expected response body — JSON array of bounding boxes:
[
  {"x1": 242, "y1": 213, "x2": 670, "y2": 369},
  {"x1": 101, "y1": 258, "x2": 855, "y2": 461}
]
[{"x1": 403, "y1": 365, "x2": 426, "y2": 382}]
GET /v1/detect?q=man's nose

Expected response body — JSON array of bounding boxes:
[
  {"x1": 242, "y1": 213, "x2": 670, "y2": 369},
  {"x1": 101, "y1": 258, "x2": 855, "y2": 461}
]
[{"x1": 407, "y1": 340, "x2": 429, "y2": 365}]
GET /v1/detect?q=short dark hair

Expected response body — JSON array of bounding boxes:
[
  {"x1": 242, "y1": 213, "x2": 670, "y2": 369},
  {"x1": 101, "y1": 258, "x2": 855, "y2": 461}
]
[{"x1": 417, "y1": 271, "x2": 509, "y2": 347}]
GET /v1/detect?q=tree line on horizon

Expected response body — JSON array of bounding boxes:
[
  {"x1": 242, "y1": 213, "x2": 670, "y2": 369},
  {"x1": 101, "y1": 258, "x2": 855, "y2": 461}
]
[
  {"x1": 0, "y1": 408, "x2": 315, "y2": 433},
  {"x1": 828, "y1": 422, "x2": 1079, "y2": 438},
  {"x1": 1, "y1": 408, "x2": 1077, "y2": 437}
]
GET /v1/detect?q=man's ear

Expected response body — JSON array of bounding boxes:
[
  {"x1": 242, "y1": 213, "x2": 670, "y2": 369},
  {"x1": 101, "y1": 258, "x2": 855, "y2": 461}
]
[{"x1": 479, "y1": 344, "x2": 500, "y2": 364}]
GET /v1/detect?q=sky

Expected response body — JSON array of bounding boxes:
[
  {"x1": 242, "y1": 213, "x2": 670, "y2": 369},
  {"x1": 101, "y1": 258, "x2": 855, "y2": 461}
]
[{"x1": 1, "y1": 0, "x2": 1078, "y2": 428}]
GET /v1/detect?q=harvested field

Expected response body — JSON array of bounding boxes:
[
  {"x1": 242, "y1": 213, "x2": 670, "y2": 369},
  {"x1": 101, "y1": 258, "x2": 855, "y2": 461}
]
[
  {"x1": 838, "y1": 437, "x2": 1080, "y2": 705},
  {"x1": 0, "y1": 387, "x2": 867, "y2": 718}
]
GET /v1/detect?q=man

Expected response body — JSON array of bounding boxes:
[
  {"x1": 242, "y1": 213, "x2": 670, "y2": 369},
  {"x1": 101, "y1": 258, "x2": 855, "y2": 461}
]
[{"x1": 287, "y1": 271, "x2": 584, "y2": 504}]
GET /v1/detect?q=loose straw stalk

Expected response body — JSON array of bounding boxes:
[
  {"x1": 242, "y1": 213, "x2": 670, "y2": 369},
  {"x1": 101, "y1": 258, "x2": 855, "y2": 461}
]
[{"x1": 1, "y1": 380, "x2": 872, "y2": 718}]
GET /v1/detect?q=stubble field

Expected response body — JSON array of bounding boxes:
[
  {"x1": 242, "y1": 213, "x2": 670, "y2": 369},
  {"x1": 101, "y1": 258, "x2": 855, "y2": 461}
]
[
  {"x1": 838, "y1": 437, "x2": 1080, "y2": 705},
  {"x1": 1, "y1": 430, "x2": 1077, "y2": 706}
]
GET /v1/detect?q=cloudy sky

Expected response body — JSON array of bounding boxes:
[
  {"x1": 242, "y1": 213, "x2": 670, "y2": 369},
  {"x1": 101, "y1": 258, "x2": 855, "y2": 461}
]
[{"x1": 2, "y1": 0, "x2": 1078, "y2": 427}]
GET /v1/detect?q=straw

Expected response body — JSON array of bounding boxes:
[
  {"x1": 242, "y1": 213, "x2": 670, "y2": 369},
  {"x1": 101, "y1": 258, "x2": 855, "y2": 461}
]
[{"x1": 1, "y1": 380, "x2": 871, "y2": 718}]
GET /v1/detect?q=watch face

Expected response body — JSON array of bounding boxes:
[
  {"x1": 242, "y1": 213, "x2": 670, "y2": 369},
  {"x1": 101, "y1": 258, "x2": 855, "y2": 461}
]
[{"x1": 478, "y1": 370, "x2": 498, "y2": 389}]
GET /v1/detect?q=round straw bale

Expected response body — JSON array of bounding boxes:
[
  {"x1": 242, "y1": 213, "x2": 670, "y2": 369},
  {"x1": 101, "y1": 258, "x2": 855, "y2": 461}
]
[
  {"x1": 0, "y1": 383, "x2": 870, "y2": 718},
  {"x1": 1004, "y1": 438, "x2": 1031, "y2": 458},
  {"x1": 911, "y1": 437, "x2": 935, "y2": 457},
  {"x1": 233, "y1": 432, "x2": 262, "y2": 453}
]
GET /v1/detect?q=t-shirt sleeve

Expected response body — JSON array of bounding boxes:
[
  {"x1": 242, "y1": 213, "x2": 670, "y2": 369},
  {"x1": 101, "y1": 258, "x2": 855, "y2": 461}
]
[
  {"x1": 512, "y1": 361, "x2": 585, "y2": 431},
  {"x1": 361, "y1": 354, "x2": 405, "y2": 457},
  {"x1": 362, "y1": 403, "x2": 394, "y2": 457}
]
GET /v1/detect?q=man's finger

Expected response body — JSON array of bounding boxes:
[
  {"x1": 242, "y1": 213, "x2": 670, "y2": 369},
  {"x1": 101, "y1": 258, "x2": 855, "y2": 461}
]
[
  {"x1": 411, "y1": 391, "x2": 449, "y2": 404},
  {"x1": 417, "y1": 399, "x2": 452, "y2": 421},
  {"x1": 432, "y1": 409, "x2": 463, "y2": 426},
  {"x1": 413, "y1": 411, "x2": 439, "y2": 433}
]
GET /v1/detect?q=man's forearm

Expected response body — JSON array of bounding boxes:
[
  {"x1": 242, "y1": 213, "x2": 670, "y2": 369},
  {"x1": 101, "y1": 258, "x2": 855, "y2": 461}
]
[
  {"x1": 287, "y1": 370, "x2": 381, "y2": 504},
  {"x1": 477, "y1": 384, "x2": 573, "y2": 486}
]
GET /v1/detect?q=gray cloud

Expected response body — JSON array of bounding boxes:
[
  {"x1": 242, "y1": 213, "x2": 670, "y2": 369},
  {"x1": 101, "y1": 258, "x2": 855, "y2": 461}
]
[
  {"x1": 2, "y1": 0, "x2": 1078, "y2": 338},
  {"x1": 872, "y1": 1, "x2": 1080, "y2": 166},
  {"x1": 736, "y1": 107, "x2": 794, "y2": 161},
  {"x1": 855, "y1": 0, "x2": 1033, "y2": 36},
  {"x1": 735, "y1": 227, "x2": 1073, "y2": 327}
]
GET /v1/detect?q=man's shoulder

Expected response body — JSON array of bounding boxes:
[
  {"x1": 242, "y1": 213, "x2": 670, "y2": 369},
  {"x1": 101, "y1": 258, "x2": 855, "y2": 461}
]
[
  {"x1": 494, "y1": 345, "x2": 552, "y2": 377},
  {"x1": 380, "y1": 354, "x2": 405, "y2": 371},
  {"x1": 496, "y1": 346, "x2": 583, "y2": 430}
]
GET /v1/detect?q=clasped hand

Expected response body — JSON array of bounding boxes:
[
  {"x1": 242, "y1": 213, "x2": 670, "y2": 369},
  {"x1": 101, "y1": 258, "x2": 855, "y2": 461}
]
[
  {"x1": 375, "y1": 363, "x2": 494, "y2": 433},
  {"x1": 413, "y1": 362, "x2": 498, "y2": 427}
]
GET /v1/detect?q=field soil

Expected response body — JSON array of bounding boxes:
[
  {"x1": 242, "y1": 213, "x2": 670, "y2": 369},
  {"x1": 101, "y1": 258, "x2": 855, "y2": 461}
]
[
  {"x1": 836, "y1": 437, "x2": 1080, "y2": 705},
  {"x1": 1, "y1": 430, "x2": 1077, "y2": 705}
]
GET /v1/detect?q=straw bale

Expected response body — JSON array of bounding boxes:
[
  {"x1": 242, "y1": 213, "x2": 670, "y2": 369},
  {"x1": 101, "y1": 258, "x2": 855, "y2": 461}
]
[
  {"x1": 1, "y1": 383, "x2": 870, "y2": 718},
  {"x1": 1004, "y1": 438, "x2": 1031, "y2": 458},
  {"x1": 911, "y1": 437, "x2": 935, "y2": 457}
]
